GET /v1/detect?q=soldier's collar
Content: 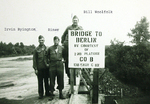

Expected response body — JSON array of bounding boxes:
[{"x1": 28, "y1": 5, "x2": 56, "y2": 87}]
[
  {"x1": 37, "y1": 44, "x2": 46, "y2": 51},
  {"x1": 72, "y1": 24, "x2": 78, "y2": 28}
]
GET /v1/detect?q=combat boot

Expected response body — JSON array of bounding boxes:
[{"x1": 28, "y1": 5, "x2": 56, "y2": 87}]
[{"x1": 59, "y1": 90, "x2": 65, "y2": 99}]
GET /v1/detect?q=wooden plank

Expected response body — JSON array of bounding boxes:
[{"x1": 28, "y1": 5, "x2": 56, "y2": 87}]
[
  {"x1": 83, "y1": 68, "x2": 92, "y2": 88},
  {"x1": 80, "y1": 72, "x2": 90, "y2": 91},
  {"x1": 68, "y1": 94, "x2": 74, "y2": 104},
  {"x1": 69, "y1": 94, "x2": 91, "y2": 104},
  {"x1": 84, "y1": 68, "x2": 91, "y2": 77}
]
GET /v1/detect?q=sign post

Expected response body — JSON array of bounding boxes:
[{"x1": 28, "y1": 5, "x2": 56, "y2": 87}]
[{"x1": 92, "y1": 68, "x2": 99, "y2": 103}]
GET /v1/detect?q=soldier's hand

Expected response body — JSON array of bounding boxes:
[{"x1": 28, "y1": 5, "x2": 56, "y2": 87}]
[
  {"x1": 35, "y1": 70, "x2": 38, "y2": 75},
  {"x1": 62, "y1": 59, "x2": 66, "y2": 63}
]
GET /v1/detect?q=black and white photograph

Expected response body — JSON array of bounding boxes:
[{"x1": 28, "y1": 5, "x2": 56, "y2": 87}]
[{"x1": 0, "y1": 0, "x2": 150, "y2": 104}]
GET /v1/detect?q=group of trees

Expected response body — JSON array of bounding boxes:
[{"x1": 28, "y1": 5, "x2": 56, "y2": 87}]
[
  {"x1": 105, "y1": 17, "x2": 150, "y2": 93},
  {"x1": 0, "y1": 42, "x2": 35, "y2": 57}
]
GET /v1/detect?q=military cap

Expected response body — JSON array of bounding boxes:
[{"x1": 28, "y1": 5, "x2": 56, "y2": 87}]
[
  {"x1": 72, "y1": 15, "x2": 79, "y2": 20},
  {"x1": 38, "y1": 35, "x2": 44, "y2": 39},
  {"x1": 53, "y1": 36, "x2": 60, "y2": 41}
]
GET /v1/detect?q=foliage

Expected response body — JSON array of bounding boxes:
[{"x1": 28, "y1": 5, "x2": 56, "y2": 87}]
[
  {"x1": 0, "y1": 41, "x2": 35, "y2": 57},
  {"x1": 128, "y1": 17, "x2": 150, "y2": 45},
  {"x1": 106, "y1": 17, "x2": 150, "y2": 93},
  {"x1": 106, "y1": 40, "x2": 150, "y2": 92}
]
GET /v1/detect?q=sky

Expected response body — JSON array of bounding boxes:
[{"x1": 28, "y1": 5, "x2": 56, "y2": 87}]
[{"x1": 0, "y1": 0, "x2": 150, "y2": 46}]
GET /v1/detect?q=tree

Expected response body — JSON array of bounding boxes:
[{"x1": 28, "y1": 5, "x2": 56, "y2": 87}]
[
  {"x1": 20, "y1": 42, "x2": 24, "y2": 48},
  {"x1": 15, "y1": 42, "x2": 19, "y2": 47},
  {"x1": 128, "y1": 17, "x2": 150, "y2": 45},
  {"x1": 6, "y1": 42, "x2": 13, "y2": 55}
]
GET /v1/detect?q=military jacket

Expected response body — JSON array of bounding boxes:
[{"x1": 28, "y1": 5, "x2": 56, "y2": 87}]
[
  {"x1": 47, "y1": 45, "x2": 64, "y2": 67},
  {"x1": 33, "y1": 45, "x2": 48, "y2": 70},
  {"x1": 61, "y1": 24, "x2": 83, "y2": 44}
]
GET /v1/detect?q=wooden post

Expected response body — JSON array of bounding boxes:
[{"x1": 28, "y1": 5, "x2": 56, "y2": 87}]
[
  {"x1": 92, "y1": 68, "x2": 99, "y2": 103},
  {"x1": 70, "y1": 68, "x2": 74, "y2": 94}
]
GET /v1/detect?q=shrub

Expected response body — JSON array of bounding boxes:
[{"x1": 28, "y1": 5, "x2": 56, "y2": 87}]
[{"x1": 106, "y1": 41, "x2": 150, "y2": 93}]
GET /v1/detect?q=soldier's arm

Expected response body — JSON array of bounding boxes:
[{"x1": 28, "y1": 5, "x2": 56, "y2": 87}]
[
  {"x1": 44, "y1": 47, "x2": 49, "y2": 68},
  {"x1": 62, "y1": 46, "x2": 65, "y2": 62},
  {"x1": 61, "y1": 27, "x2": 69, "y2": 44},
  {"x1": 47, "y1": 47, "x2": 50, "y2": 64},
  {"x1": 33, "y1": 49, "x2": 38, "y2": 70}
]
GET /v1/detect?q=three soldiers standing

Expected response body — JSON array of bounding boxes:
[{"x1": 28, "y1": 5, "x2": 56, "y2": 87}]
[{"x1": 33, "y1": 15, "x2": 81, "y2": 100}]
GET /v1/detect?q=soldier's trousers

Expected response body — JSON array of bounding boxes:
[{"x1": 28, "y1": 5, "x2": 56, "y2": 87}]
[
  {"x1": 49, "y1": 64, "x2": 64, "y2": 92},
  {"x1": 37, "y1": 69, "x2": 49, "y2": 96}
]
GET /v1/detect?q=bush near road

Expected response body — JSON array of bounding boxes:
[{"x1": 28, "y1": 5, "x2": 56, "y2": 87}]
[
  {"x1": 105, "y1": 17, "x2": 150, "y2": 93},
  {"x1": 106, "y1": 41, "x2": 150, "y2": 93}
]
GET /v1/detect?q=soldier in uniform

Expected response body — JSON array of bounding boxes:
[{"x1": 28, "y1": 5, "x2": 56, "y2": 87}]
[
  {"x1": 61, "y1": 15, "x2": 83, "y2": 84},
  {"x1": 47, "y1": 36, "x2": 65, "y2": 99},
  {"x1": 33, "y1": 35, "x2": 51, "y2": 99}
]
